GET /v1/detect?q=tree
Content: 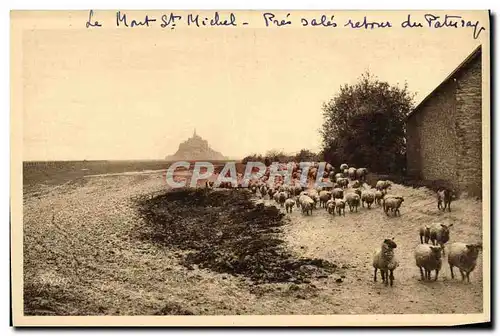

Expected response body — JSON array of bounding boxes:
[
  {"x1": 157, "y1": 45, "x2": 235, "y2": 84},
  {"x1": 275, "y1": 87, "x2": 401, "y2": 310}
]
[
  {"x1": 294, "y1": 149, "x2": 320, "y2": 163},
  {"x1": 320, "y1": 72, "x2": 415, "y2": 174}
]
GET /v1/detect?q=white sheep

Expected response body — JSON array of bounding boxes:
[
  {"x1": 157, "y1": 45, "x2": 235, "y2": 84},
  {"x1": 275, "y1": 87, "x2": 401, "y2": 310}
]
[
  {"x1": 326, "y1": 199, "x2": 336, "y2": 215},
  {"x1": 340, "y1": 163, "x2": 348, "y2": 171},
  {"x1": 336, "y1": 177, "x2": 349, "y2": 189},
  {"x1": 344, "y1": 192, "x2": 360, "y2": 212},
  {"x1": 356, "y1": 167, "x2": 368, "y2": 182},
  {"x1": 299, "y1": 195, "x2": 314, "y2": 216},
  {"x1": 335, "y1": 199, "x2": 346, "y2": 216},
  {"x1": 448, "y1": 242, "x2": 482, "y2": 283},
  {"x1": 284, "y1": 198, "x2": 296, "y2": 213},
  {"x1": 374, "y1": 190, "x2": 384, "y2": 206},
  {"x1": 415, "y1": 244, "x2": 443, "y2": 281},
  {"x1": 361, "y1": 190, "x2": 376, "y2": 209},
  {"x1": 376, "y1": 180, "x2": 392, "y2": 192},
  {"x1": 383, "y1": 196, "x2": 404, "y2": 216},
  {"x1": 347, "y1": 167, "x2": 357, "y2": 180},
  {"x1": 372, "y1": 238, "x2": 399, "y2": 286}
]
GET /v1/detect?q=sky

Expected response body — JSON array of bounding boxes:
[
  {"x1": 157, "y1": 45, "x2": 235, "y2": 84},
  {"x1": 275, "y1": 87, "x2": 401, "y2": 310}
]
[{"x1": 18, "y1": 10, "x2": 487, "y2": 160}]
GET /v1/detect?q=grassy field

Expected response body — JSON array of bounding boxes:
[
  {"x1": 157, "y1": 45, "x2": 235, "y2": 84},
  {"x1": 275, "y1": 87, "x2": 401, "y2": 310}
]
[{"x1": 22, "y1": 162, "x2": 485, "y2": 316}]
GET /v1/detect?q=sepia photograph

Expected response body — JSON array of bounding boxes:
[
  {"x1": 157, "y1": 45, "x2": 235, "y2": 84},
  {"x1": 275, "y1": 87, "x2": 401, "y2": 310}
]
[{"x1": 10, "y1": 9, "x2": 490, "y2": 326}]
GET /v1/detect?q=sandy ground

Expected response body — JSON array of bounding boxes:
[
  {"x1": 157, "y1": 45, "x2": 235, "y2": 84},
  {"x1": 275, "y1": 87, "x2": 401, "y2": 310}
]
[{"x1": 23, "y1": 171, "x2": 484, "y2": 315}]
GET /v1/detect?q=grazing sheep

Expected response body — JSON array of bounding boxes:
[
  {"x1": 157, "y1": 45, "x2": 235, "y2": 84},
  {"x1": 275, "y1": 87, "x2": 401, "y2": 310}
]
[
  {"x1": 336, "y1": 177, "x2": 349, "y2": 189},
  {"x1": 345, "y1": 192, "x2": 360, "y2": 212},
  {"x1": 335, "y1": 199, "x2": 346, "y2": 216},
  {"x1": 326, "y1": 199, "x2": 336, "y2": 215},
  {"x1": 437, "y1": 188, "x2": 453, "y2": 212},
  {"x1": 356, "y1": 168, "x2": 368, "y2": 182},
  {"x1": 376, "y1": 180, "x2": 392, "y2": 192},
  {"x1": 373, "y1": 238, "x2": 399, "y2": 287},
  {"x1": 361, "y1": 190, "x2": 376, "y2": 209},
  {"x1": 427, "y1": 223, "x2": 454, "y2": 254},
  {"x1": 347, "y1": 167, "x2": 357, "y2": 180},
  {"x1": 448, "y1": 242, "x2": 482, "y2": 283},
  {"x1": 319, "y1": 190, "x2": 332, "y2": 208},
  {"x1": 351, "y1": 180, "x2": 361, "y2": 189},
  {"x1": 415, "y1": 244, "x2": 443, "y2": 281},
  {"x1": 331, "y1": 187, "x2": 344, "y2": 200},
  {"x1": 383, "y1": 196, "x2": 404, "y2": 216},
  {"x1": 374, "y1": 190, "x2": 384, "y2": 206},
  {"x1": 284, "y1": 198, "x2": 296, "y2": 213}
]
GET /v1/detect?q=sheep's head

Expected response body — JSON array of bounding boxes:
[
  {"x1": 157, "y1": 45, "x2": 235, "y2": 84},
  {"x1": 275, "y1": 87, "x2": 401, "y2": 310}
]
[
  {"x1": 383, "y1": 238, "x2": 397, "y2": 249},
  {"x1": 465, "y1": 243, "x2": 482, "y2": 259},
  {"x1": 429, "y1": 246, "x2": 443, "y2": 257},
  {"x1": 354, "y1": 189, "x2": 362, "y2": 197},
  {"x1": 440, "y1": 223, "x2": 453, "y2": 239}
]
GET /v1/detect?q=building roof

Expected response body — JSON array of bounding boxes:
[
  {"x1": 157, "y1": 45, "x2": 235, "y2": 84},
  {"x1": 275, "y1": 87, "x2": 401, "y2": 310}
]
[{"x1": 406, "y1": 45, "x2": 482, "y2": 120}]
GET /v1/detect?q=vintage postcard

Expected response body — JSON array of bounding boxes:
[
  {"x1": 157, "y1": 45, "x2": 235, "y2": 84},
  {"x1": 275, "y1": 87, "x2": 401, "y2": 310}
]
[{"x1": 11, "y1": 10, "x2": 490, "y2": 327}]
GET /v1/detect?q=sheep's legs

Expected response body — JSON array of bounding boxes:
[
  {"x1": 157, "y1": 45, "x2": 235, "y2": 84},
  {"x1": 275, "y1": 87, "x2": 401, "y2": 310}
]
[
  {"x1": 419, "y1": 267, "x2": 425, "y2": 280},
  {"x1": 450, "y1": 265, "x2": 455, "y2": 279},
  {"x1": 373, "y1": 268, "x2": 378, "y2": 282},
  {"x1": 389, "y1": 270, "x2": 394, "y2": 286},
  {"x1": 466, "y1": 272, "x2": 471, "y2": 283},
  {"x1": 460, "y1": 270, "x2": 465, "y2": 281},
  {"x1": 434, "y1": 269, "x2": 439, "y2": 281}
]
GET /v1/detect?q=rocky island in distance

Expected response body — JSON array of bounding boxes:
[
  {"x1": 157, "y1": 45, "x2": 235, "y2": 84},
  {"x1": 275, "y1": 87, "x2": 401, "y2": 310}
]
[{"x1": 165, "y1": 129, "x2": 228, "y2": 161}]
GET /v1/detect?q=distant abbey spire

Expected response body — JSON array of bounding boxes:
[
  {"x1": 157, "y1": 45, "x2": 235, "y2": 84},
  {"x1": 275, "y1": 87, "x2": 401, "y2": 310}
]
[{"x1": 193, "y1": 128, "x2": 197, "y2": 137}]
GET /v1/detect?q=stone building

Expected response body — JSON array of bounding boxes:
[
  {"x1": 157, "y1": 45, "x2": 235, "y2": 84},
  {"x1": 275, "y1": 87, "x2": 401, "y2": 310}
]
[{"x1": 406, "y1": 45, "x2": 482, "y2": 198}]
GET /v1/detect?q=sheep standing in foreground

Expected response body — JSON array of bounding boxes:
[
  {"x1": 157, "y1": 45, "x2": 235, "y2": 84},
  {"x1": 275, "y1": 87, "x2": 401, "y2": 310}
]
[
  {"x1": 361, "y1": 190, "x2": 376, "y2": 209},
  {"x1": 335, "y1": 199, "x2": 346, "y2": 216},
  {"x1": 345, "y1": 192, "x2": 360, "y2": 212},
  {"x1": 383, "y1": 196, "x2": 404, "y2": 216},
  {"x1": 437, "y1": 188, "x2": 453, "y2": 212},
  {"x1": 415, "y1": 244, "x2": 443, "y2": 281},
  {"x1": 448, "y1": 242, "x2": 482, "y2": 283},
  {"x1": 372, "y1": 238, "x2": 399, "y2": 287},
  {"x1": 284, "y1": 198, "x2": 296, "y2": 213}
]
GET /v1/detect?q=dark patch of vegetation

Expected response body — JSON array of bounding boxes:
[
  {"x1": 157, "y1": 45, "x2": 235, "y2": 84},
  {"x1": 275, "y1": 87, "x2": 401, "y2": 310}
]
[
  {"x1": 154, "y1": 302, "x2": 195, "y2": 315},
  {"x1": 136, "y1": 189, "x2": 336, "y2": 284}
]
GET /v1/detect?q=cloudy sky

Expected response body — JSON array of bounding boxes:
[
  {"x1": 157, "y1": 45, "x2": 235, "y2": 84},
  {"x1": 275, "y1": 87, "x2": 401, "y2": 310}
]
[{"x1": 19, "y1": 10, "x2": 487, "y2": 160}]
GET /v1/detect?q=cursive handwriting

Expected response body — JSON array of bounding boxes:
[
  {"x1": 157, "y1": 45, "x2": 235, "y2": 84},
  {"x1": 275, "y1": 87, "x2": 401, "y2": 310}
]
[
  {"x1": 85, "y1": 10, "x2": 102, "y2": 28},
  {"x1": 82, "y1": 10, "x2": 487, "y2": 40},
  {"x1": 424, "y1": 14, "x2": 485, "y2": 39},
  {"x1": 116, "y1": 11, "x2": 157, "y2": 27},
  {"x1": 263, "y1": 12, "x2": 292, "y2": 27},
  {"x1": 344, "y1": 16, "x2": 392, "y2": 29},
  {"x1": 301, "y1": 15, "x2": 337, "y2": 27},
  {"x1": 187, "y1": 12, "x2": 237, "y2": 27}
]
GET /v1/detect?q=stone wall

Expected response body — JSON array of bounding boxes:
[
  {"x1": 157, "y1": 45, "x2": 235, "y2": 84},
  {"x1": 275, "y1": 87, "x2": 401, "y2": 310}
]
[
  {"x1": 455, "y1": 54, "x2": 482, "y2": 197},
  {"x1": 406, "y1": 50, "x2": 482, "y2": 198}
]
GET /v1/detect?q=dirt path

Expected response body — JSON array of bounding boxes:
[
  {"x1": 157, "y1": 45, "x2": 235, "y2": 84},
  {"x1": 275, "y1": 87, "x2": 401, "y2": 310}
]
[{"x1": 280, "y1": 184, "x2": 484, "y2": 314}]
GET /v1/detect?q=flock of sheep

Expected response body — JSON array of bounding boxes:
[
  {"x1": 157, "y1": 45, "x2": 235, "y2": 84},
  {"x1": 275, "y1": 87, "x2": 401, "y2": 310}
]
[{"x1": 206, "y1": 161, "x2": 482, "y2": 287}]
